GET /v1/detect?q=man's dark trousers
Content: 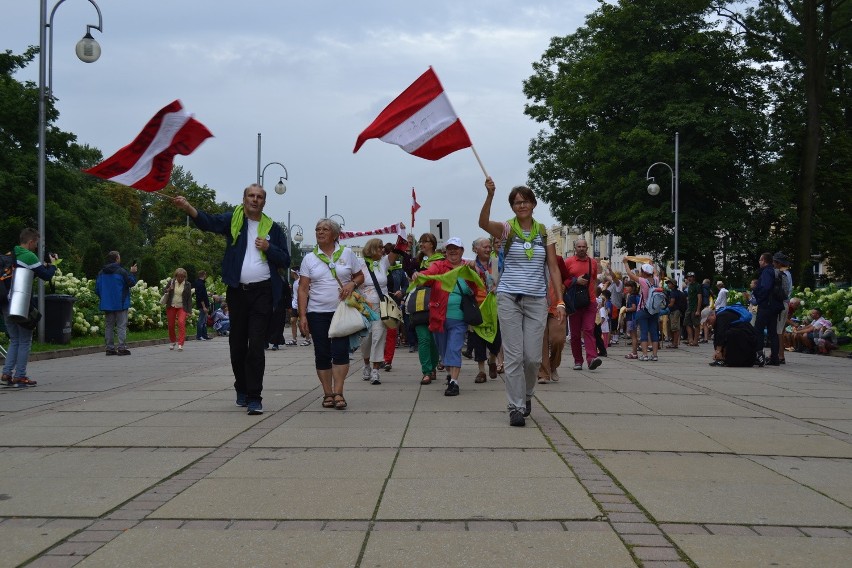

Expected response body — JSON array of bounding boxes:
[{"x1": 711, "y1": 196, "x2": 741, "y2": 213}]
[
  {"x1": 227, "y1": 281, "x2": 273, "y2": 403},
  {"x1": 754, "y1": 306, "x2": 781, "y2": 364}
]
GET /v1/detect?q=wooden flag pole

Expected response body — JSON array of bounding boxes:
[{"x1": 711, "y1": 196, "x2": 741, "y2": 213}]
[
  {"x1": 470, "y1": 145, "x2": 489, "y2": 178},
  {"x1": 147, "y1": 191, "x2": 176, "y2": 201}
]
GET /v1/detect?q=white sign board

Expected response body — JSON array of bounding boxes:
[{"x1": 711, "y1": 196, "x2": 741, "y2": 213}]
[{"x1": 429, "y1": 218, "x2": 450, "y2": 249}]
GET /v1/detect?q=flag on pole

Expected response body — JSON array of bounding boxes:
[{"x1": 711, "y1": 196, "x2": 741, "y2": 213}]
[
  {"x1": 353, "y1": 67, "x2": 472, "y2": 160},
  {"x1": 411, "y1": 187, "x2": 421, "y2": 228},
  {"x1": 84, "y1": 100, "x2": 213, "y2": 192}
]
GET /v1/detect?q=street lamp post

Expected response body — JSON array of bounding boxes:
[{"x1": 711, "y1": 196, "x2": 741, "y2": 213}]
[
  {"x1": 328, "y1": 214, "x2": 345, "y2": 228},
  {"x1": 569, "y1": 215, "x2": 595, "y2": 256},
  {"x1": 645, "y1": 131, "x2": 680, "y2": 283},
  {"x1": 260, "y1": 162, "x2": 288, "y2": 195},
  {"x1": 285, "y1": 214, "x2": 304, "y2": 284},
  {"x1": 37, "y1": 0, "x2": 104, "y2": 341}
]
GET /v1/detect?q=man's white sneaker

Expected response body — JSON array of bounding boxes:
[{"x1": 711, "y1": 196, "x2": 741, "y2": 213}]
[
  {"x1": 370, "y1": 369, "x2": 381, "y2": 385},
  {"x1": 363, "y1": 366, "x2": 372, "y2": 380}
]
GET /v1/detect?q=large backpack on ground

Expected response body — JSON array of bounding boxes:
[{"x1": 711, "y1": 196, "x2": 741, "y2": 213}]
[
  {"x1": 724, "y1": 324, "x2": 759, "y2": 367},
  {"x1": 405, "y1": 285, "x2": 431, "y2": 326},
  {"x1": 0, "y1": 251, "x2": 16, "y2": 306}
]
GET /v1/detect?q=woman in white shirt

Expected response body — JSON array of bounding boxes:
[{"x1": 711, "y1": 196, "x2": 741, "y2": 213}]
[
  {"x1": 298, "y1": 219, "x2": 365, "y2": 409},
  {"x1": 358, "y1": 238, "x2": 399, "y2": 385}
]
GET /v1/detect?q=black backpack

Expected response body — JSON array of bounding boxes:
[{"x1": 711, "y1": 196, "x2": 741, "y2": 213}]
[
  {"x1": 771, "y1": 270, "x2": 788, "y2": 303},
  {"x1": 0, "y1": 251, "x2": 16, "y2": 306}
]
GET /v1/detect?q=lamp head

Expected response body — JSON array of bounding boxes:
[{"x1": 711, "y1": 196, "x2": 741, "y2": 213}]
[
  {"x1": 274, "y1": 179, "x2": 287, "y2": 195},
  {"x1": 293, "y1": 233, "x2": 303, "y2": 243},
  {"x1": 76, "y1": 32, "x2": 101, "y2": 63},
  {"x1": 647, "y1": 182, "x2": 661, "y2": 197}
]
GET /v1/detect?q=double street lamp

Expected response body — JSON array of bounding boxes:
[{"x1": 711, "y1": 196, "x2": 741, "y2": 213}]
[
  {"x1": 645, "y1": 132, "x2": 680, "y2": 283},
  {"x1": 37, "y1": 0, "x2": 104, "y2": 341}
]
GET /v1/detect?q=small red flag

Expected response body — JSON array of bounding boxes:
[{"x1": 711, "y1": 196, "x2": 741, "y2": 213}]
[{"x1": 411, "y1": 187, "x2": 421, "y2": 228}]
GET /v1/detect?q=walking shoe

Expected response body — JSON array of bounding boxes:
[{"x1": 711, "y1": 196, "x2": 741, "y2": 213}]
[
  {"x1": 11, "y1": 377, "x2": 37, "y2": 388},
  {"x1": 299, "y1": 339, "x2": 312, "y2": 346},
  {"x1": 383, "y1": 362, "x2": 392, "y2": 371},
  {"x1": 197, "y1": 336, "x2": 208, "y2": 341},
  {"x1": 523, "y1": 399, "x2": 532, "y2": 417},
  {"x1": 105, "y1": 349, "x2": 117, "y2": 356},
  {"x1": 588, "y1": 357, "x2": 603, "y2": 370},
  {"x1": 177, "y1": 345, "x2": 183, "y2": 351},
  {"x1": 1, "y1": 374, "x2": 13, "y2": 386},
  {"x1": 169, "y1": 343, "x2": 176, "y2": 350},
  {"x1": 488, "y1": 362, "x2": 497, "y2": 379},
  {"x1": 755, "y1": 352, "x2": 766, "y2": 367},
  {"x1": 363, "y1": 365, "x2": 372, "y2": 380},
  {"x1": 370, "y1": 369, "x2": 382, "y2": 385},
  {"x1": 246, "y1": 400, "x2": 263, "y2": 415},
  {"x1": 271, "y1": 344, "x2": 279, "y2": 351},
  {"x1": 509, "y1": 410, "x2": 526, "y2": 427},
  {"x1": 235, "y1": 392, "x2": 248, "y2": 407},
  {"x1": 408, "y1": 346, "x2": 416, "y2": 353},
  {"x1": 286, "y1": 339, "x2": 297, "y2": 346},
  {"x1": 117, "y1": 348, "x2": 131, "y2": 356},
  {"x1": 461, "y1": 349, "x2": 472, "y2": 359},
  {"x1": 572, "y1": 363, "x2": 583, "y2": 371},
  {"x1": 444, "y1": 381, "x2": 459, "y2": 396}
]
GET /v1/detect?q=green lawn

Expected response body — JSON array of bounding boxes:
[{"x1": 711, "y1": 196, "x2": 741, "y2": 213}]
[{"x1": 29, "y1": 329, "x2": 169, "y2": 353}]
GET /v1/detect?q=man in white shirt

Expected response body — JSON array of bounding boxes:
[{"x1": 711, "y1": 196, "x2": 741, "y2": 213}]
[{"x1": 715, "y1": 281, "x2": 728, "y2": 309}]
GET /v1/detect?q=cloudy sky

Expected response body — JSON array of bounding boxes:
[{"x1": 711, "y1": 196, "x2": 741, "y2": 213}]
[{"x1": 3, "y1": 0, "x2": 600, "y2": 251}]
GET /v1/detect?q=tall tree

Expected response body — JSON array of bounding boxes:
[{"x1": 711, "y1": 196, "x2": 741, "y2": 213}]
[
  {"x1": 715, "y1": 0, "x2": 852, "y2": 285},
  {"x1": 524, "y1": 0, "x2": 771, "y2": 283}
]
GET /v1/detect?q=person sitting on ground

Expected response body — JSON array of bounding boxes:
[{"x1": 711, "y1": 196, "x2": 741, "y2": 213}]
[
  {"x1": 793, "y1": 308, "x2": 837, "y2": 354},
  {"x1": 707, "y1": 304, "x2": 759, "y2": 367},
  {"x1": 213, "y1": 303, "x2": 231, "y2": 336}
]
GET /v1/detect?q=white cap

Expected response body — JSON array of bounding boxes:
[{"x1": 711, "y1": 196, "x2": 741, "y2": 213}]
[
  {"x1": 445, "y1": 237, "x2": 464, "y2": 248},
  {"x1": 641, "y1": 263, "x2": 654, "y2": 274}
]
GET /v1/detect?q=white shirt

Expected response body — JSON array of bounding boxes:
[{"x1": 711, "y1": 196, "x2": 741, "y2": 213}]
[
  {"x1": 240, "y1": 219, "x2": 272, "y2": 284},
  {"x1": 716, "y1": 287, "x2": 728, "y2": 309},
  {"x1": 360, "y1": 256, "x2": 389, "y2": 307},
  {"x1": 301, "y1": 246, "x2": 363, "y2": 313}
]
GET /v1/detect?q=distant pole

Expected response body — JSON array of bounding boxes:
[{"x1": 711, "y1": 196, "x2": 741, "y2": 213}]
[
  {"x1": 324, "y1": 195, "x2": 328, "y2": 218},
  {"x1": 256, "y1": 132, "x2": 261, "y2": 185}
]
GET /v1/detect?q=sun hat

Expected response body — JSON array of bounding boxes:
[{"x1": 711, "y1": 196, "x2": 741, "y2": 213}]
[{"x1": 773, "y1": 251, "x2": 791, "y2": 266}]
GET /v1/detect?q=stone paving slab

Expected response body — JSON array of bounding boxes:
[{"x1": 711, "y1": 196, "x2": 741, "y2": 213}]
[
  {"x1": 77, "y1": 528, "x2": 364, "y2": 568},
  {"x1": 749, "y1": 455, "x2": 852, "y2": 507},
  {"x1": 671, "y1": 534, "x2": 852, "y2": 568},
  {"x1": 596, "y1": 452, "x2": 852, "y2": 526},
  {"x1": 253, "y1": 424, "x2": 406, "y2": 448},
  {"x1": 390, "y1": 448, "x2": 575, "y2": 479},
  {"x1": 0, "y1": 524, "x2": 81, "y2": 567},
  {"x1": 813, "y1": 419, "x2": 852, "y2": 434},
  {"x1": 593, "y1": 378, "x2": 703, "y2": 395},
  {"x1": 210, "y1": 448, "x2": 397, "y2": 479},
  {"x1": 403, "y1": 425, "x2": 552, "y2": 448},
  {"x1": 626, "y1": 393, "x2": 769, "y2": 417},
  {"x1": 740, "y1": 395, "x2": 852, "y2": 419},
  {"x1": 552, "y1": 414, "x2": 730, "y2": 453},
  {"x1": 5, "y1": 410, "x2": 153, "y2": 428},
  {"x1": 674, "y1": 416, "x2": 852, "y2": 457},
  {"x1": 361, "y1": 530, "x2": 635, "y2": 568},
  {"x1": 538, "y1": 391, "x2": 660, "y2": 414},
  {"x1": 149, "y1": 478, "x2": 386, "y2": 520},
  {"x1": 377, "y1": 477, "x2": 600, "y2": 520}
]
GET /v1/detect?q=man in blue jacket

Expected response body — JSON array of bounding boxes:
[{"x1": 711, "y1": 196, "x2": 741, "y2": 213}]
[
  {"x1": 751, "y1": 252, "x2": 784, "y2": 366},
  {"x1": 173, "y1": 184, "x2": 290, "y2": 415},
  {"x1": 95, "y1": 251, "x2": 138, "y2": 356}
]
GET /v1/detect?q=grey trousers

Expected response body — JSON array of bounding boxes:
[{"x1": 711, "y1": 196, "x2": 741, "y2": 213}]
[
  {"x1": 496, "y1": 293, "x2": 547, "y2": 412},
  {"x1": 105, "y1": 310, "x2": 129, "y2": 350}
]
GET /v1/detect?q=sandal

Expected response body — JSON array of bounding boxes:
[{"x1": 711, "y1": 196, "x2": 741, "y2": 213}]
[
  {"x1": 322, "y1": 394, "x2": 335, "y2": 408},
  {"x1": 421, "y1": 375, "x2": 432, "y2": 385},
  {"x1": 625, "y1": 353, "x2": 638, "y2": 359},
  {"x1": 475, "y1": 372, "x2": 487, "y2": 383},
  {"x1": 333, "y1": 393, "x2": 347, "y2": 409},
  {"x1": 496, "y1": 363, "x2": 504, "y2": 375}
]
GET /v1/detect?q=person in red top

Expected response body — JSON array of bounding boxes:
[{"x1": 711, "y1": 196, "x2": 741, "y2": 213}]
[{"x1": 564, "y1": 238, "x2": 601, "y2": 370}]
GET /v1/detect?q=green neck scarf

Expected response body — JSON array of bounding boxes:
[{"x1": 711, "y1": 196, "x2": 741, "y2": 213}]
[
  {"x1": 420, "y1": 252, "x2": 445, "y2": 269},
  {"x1": 231, "y1": 206, "x2": 274, "y2": 261},
  {"x1": 314, "y1": 244, "x2": 345, "y2": 279},
  {"x1": 408, "y1": 264, "x2": 484, "y2": 294},
  {"x1": 507, "y1": 217, "x2": 541, "y2": 260}
]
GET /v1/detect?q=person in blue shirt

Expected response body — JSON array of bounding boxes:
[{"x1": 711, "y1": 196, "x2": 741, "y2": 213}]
[
  {"x1": 194, "y1": 270, "x2": 211, "y2": 341},
  {"x1": 95, "y1": 251, "x2": 138, "y2": 356},
  {"x1": 751, "y1": 252, "x2": 784, "y2": 366},
  {"x1": 173, "y1": 184, "x2": 290, "y2": 415}
]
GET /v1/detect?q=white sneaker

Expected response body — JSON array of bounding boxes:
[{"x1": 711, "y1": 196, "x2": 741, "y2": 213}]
[
  {"x1": 178, "y1": 345, "x2": 183, "y2": 351},
  {"x1": 363, "y1": 366, "x2": 372, "y2": 380},
  {"x1": 370, "y1": 369, "x2": 381, "y2": 385},
  {"x1": 170, "y1": 343, "x2": 176, "y2": 350}
]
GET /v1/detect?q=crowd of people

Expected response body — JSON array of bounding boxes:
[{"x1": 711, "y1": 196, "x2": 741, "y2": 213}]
[{"x1": 3, "y1": 181, "x2": 843, "y2": 424}]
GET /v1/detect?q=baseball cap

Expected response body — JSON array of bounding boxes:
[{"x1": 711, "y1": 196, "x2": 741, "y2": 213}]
[
  {"x1": 445, "y1": 237, "x2": 464, "y2": 248},
  {"x1": 686, "y1": 271, "x2": 695, "y2": 277},
  {"x1": 641, "y1": 263, "x2": 654, "y2": 274}
]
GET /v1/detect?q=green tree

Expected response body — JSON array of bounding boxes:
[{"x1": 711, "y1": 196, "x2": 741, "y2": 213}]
[
  {"x1": 524, "y1": 0, "x2": 771, "y2": 284},
  {"x1": 154, "y1": 226, "x2": 225, "y2": 279},
  {"x1": 715, "y1": 0, "x2": 852, "y2": 284}
]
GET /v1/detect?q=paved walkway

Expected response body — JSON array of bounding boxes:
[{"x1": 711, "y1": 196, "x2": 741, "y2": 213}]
[{"x1": 1, "y1": 337, "x2": 850, "y2": 567}]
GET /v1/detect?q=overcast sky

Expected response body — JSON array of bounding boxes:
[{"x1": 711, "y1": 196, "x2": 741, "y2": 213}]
[{"x1": 3, "y1": 0, "x2": 600, "y2": 252}]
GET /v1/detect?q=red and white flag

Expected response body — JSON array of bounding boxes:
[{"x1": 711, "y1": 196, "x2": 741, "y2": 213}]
[
  {"x1": 84, "y1": 100, "x2": 213, "y2": 192},
  {"x1": 411, "y1": 187, "x2": 421, "y2": 228},
  {"x1": 353, "y1": 67, "x2": 472, "y2": 161},
  {"x1": 339, "y1": 222, "x2": 407, "y2": 241}
]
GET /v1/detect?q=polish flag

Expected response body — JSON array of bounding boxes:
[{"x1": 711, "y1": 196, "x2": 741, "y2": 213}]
[
  {"x1": 84, "y1": 100, "x2": 213, "y2": 192},
  {"x1": 353, "y1": 67, "x2": 472, "y2": 160},
  {"x1": 411, "y1": 187, "x2": 421, "y2": 228}
]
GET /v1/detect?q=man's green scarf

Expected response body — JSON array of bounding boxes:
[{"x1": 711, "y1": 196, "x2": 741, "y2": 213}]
[
  {"x1": 231, "y1": 205, "x2": 274, "y2": 261},
  {"x1": 507, "y1": 217, "x2": 542, "y2": 260}
]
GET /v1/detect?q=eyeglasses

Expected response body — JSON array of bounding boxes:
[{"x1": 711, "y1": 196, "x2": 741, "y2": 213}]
[{"x1": 512, "y1": 200, "x2": 532, "y2": 207}]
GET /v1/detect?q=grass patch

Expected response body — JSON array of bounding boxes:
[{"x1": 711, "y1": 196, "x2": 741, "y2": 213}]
[{"x1": 29, "y1": 329, "x2": 169, "y2": 353}]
